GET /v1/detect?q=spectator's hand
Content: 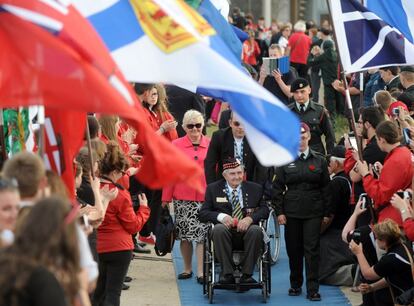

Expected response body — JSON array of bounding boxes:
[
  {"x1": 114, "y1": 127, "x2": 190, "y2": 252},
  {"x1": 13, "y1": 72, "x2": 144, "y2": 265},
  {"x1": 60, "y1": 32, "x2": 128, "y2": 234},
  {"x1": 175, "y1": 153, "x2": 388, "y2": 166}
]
[
  {"x1": 320, "y1": 216, "x2": 332, "y2": 233},
  {"x1": 344, "y1": 134, "x2": 352, "y2": 150},
  {"x1": 311, "y1": 45, "x2": 321, "y2": 56},
  {"x1": 332, "y1": 79, "x2": 344, "y2": 91},
  {"x1": 372, "y1": 161, "x2": 383, "y2": 176},
  {"x1": 126, "y1": 167, "x2": 139, "y2": 176},
  {"x1": 79, "y1": 205, "x2": 94, "y2": 216},
  {"x1": 277, "y1": 214, "x2": 287, "y2": 225},
  {"x1": 259, "y1": 65, "x2": 267, "y2": 79},
  {"x1": 161, "y1": 120, "x2": 177, "y2": 132},
  {"x1": 237, "y1": 216, "x2": 253, "y2": 232},
  {"x1": 90, "y1": 175, "x2": 100, "y2": 193},
  {"x1": 390, "y1": 192, "x2": 410, "y2": 212},
  {"x1": 349, "y1": 239, "x2": 363, "y2": 255},
  {"x1": 129, "y1": 143, "x2": 138, "y2": 155},
  {"x1": 271, "y1": 69, "x2": 282, "y2": 83},
  {"x1": 353, "y1": 198, "x2": 367, "y2": 216},
  {"x1": 359, "y1": 283, "x2": 372, "y2": 294},
  {"x1": 100, "y1": 185, "x2": 118, "y2": 202},
  {"x1": 355, "y1": 160, "x2": 370, "y2": 177},
  {"x1": 351, "y1": 149, "x2": 359, "y2": 162},
  {"x1": 221, "y1": 215, "x2": 233, "y2": 228},
  {"x1": 138, "y1": 193, "x2": 148, "y2": 207}
]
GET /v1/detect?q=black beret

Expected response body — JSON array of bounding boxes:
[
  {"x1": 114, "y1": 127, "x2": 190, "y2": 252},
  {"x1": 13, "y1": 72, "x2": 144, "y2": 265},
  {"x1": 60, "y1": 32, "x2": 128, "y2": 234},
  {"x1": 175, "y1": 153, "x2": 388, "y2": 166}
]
[
  {"x1": 330, "y1": 145, "x2": 346, "y2": 159},
  {"x1": 290, "y1": 78, "x2": 310, "y2": 92},
  {"x1": 400, "y1": 66, "x2": 414, "y2": 73}
]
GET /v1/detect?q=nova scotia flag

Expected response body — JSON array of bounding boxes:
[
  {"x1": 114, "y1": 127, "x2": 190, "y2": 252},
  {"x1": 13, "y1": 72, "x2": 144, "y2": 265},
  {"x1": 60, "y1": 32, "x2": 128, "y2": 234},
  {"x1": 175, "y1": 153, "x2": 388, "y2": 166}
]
[
  {"x1": 329, "y1": 0, "x2": 414, "y2": 73},
  {"x1": 73, "y1": 0, "x2": 300, "y2": 166}
]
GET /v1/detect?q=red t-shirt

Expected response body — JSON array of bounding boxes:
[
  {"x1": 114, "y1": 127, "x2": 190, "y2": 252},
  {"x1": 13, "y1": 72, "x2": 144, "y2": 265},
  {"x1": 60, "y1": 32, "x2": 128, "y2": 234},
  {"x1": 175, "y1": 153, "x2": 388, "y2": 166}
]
[{"x1": 288, "y1": 32, "x2": 311, "y2": 65}]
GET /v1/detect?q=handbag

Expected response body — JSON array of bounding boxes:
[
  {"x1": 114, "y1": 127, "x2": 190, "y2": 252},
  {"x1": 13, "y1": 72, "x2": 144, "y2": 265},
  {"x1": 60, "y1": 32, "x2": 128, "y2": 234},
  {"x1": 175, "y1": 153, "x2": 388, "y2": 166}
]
[
  {"x1": 154, "y1": 206, "x2": 176, "y2": 256},
  {"x1": 391, "y1": 243, "x2": 414, "y2": 306}
]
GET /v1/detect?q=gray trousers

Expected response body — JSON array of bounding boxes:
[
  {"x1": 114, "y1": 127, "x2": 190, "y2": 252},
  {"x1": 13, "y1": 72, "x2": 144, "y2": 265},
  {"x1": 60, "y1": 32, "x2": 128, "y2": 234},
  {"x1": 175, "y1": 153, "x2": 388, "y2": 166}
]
[{"x1": 212, "y1": 224, "x2": 262, "y2": 275}]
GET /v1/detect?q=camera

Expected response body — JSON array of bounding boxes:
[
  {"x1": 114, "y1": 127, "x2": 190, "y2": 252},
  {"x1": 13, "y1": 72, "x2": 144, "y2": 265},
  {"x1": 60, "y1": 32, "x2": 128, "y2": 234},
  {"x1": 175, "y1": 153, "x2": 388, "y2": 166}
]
[
  {"x1": 349, "y1": 228, "x2": 362, "y2": 244},
  {"x1": 403, "y1": 128, "x2": 412, "y2": 146},
  {"x1": 392, "y1": 107, "x2": 400, "y2": 116},
  {"x1": 359, "y1": 193, "x2": 372, "y2": 209},
  {"x1": 396, "y1": 190, "x2": 413, "y2": 200}
]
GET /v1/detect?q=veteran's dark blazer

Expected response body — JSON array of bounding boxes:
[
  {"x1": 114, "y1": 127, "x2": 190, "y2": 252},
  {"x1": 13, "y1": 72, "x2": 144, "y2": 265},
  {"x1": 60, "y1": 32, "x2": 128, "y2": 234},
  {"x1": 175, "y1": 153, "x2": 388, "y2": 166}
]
[{"x1": 198, "y1": 179, "x2": 269, "y2": 225}]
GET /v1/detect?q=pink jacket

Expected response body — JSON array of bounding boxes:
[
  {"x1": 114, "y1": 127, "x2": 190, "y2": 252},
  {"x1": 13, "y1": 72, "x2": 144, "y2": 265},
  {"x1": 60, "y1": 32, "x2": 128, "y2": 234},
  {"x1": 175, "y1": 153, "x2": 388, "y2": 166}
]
[{"x1": 162, "y1": 135, "x2": 210, "y2": 202}]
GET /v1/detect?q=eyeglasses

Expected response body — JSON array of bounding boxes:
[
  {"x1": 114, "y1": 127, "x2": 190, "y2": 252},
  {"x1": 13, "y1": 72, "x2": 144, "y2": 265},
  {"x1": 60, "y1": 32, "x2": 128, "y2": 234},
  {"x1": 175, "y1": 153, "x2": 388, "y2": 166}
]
[
  {"x1": 232, "y1": 121, "x2": 241, "y2": 127},
  {"x1": 186, "y1": 123, "x2": 202, "y2": 129}
]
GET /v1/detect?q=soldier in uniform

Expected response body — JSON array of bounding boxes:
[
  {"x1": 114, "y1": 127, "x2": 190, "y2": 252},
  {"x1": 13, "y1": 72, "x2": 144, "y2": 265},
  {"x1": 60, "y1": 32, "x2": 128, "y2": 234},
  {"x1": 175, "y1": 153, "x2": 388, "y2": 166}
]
[
  {"x1": 398, "y1": 65, "x2": 414, "y2": 110},
  {"x1": 288, "y1": 78, "x2": 335, "y2": 155},
  {"x1": 272, "y1": 123, "x2": 331, "y2": 301}
]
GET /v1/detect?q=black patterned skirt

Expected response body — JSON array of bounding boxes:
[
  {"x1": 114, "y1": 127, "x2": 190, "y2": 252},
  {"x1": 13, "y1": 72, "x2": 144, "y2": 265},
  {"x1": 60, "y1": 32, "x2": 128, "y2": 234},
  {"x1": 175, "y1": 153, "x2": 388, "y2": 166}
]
[{"x1": 173, "y1": 200, "x2": 208, "y2": 243}]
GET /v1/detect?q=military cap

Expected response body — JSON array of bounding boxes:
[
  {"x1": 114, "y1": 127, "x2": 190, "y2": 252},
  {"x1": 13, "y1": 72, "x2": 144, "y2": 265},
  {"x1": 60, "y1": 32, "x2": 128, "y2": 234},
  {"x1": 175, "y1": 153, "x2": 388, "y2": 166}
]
[
  {"x1": 290, "y1": 78, "x2": 310, "y2": 92},
  {"x1": 400, "y1": 66, "x2": 414, "y2": 73}
]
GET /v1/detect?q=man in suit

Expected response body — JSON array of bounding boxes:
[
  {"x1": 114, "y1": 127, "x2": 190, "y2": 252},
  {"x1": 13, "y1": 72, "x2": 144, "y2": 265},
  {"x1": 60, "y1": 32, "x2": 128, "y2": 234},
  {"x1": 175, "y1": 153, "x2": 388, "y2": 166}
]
[
  {"x1": 204, "y1": 112, "x2": 267, "y2": 185},
  {"x1": 199, "y1": 158, "x2": 269, "y2": 284}
]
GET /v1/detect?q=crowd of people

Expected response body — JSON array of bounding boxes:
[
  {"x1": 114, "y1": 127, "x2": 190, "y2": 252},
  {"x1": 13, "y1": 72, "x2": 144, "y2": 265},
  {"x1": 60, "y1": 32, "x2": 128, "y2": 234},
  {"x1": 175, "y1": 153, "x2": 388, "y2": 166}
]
[{"x1": 1, "y1": 7, "x2": 414, "y2": 306}]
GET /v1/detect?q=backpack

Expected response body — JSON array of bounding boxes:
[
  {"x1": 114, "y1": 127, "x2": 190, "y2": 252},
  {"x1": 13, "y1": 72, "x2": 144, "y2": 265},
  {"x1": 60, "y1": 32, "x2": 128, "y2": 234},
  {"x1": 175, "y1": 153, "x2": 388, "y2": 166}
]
[{"x1": 154, "y1": 207, "x2": 176, "y2": 256}]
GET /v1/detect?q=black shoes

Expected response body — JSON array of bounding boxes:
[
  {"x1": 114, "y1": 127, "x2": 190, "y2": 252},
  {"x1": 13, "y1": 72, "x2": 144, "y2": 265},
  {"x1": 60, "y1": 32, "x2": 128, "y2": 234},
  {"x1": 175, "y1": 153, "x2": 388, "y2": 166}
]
[
  {"x1": 133, "y1": 243, "x2": 151, "y2": 254},
  {"x1": 240, "y1": 274, "x2": 257, "y2": 284},
  {"x1": 122, "y1": 283, "x2": 130, "y2": 290},
  {"x1": 124, "y1": 276, "x2": 132, "y2": 283},
  {"x1": 307, "y1": 292, "x2": 322, "y2": 301},
  {"x1": 288, "y1": 287, "x2": 302, "y2": 296},
  {"x1": 219, "y1": 273, "x2": 235, "y2": 284},
  {"x1": 196, "y1": 276, "x2": 204, "y2": 284},
  {"x1": 177, "y1": 271, "x2": 193, "y2": 279}
]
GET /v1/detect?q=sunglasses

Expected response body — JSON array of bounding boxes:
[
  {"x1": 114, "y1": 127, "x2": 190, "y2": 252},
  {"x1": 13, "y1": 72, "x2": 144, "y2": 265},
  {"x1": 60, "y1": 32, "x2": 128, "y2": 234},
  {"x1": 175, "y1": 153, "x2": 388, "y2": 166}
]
[
  {"x1": 186, "y1": 123, "x2": 202, "y2": 129},
  {"x1": 232, "y1": 121, "x2": 241, "y2": 127},
  {"x1": 0, "y1": 178, "x2": 18, "y2": 190}
]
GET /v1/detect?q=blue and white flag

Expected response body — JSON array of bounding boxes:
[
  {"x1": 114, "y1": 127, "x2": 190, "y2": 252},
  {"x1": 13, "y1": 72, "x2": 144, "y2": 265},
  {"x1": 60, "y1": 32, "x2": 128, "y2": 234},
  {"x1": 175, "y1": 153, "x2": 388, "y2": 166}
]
[
  {"x1": 73, "y1": 0, "x2": 300, "y2": 166},
  {"x1": 329, "y1": 0, "x2": 414, "y2": 73}
]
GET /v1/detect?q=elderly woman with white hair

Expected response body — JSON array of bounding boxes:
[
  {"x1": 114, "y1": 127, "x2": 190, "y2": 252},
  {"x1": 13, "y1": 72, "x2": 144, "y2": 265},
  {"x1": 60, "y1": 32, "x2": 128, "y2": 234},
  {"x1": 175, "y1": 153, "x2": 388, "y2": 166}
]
[
  {"x1": 162, "y1": 109, "x2": 210, "y2": 284},
  {"x1": 286, "y1": 20, "x2": 312, "y2": 78}
]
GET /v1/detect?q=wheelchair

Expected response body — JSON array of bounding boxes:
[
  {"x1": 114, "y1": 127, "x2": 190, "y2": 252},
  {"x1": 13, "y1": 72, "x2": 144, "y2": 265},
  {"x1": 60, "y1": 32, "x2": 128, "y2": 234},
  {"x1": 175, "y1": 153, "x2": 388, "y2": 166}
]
[{"x1": 202, "y1": 209, "x2": 278, "y2": 304}]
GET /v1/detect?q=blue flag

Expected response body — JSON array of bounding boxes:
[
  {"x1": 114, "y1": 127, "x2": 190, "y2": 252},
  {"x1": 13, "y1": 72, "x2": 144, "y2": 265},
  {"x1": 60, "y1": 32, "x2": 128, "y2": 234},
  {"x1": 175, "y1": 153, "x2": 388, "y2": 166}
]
[
  {"x1": 73, "y1": 0, "x2": 300, "y2": 166},
  {"x1": 329, "y1": 0, "x2": 414, "y2": 73}
]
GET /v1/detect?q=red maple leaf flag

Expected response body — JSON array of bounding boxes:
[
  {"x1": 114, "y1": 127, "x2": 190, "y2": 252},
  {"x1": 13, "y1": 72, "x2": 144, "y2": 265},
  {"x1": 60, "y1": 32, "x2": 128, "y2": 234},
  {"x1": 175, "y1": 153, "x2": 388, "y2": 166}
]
[{"x1": 0, "y1": 0, "x2": 203, "y2": 191}]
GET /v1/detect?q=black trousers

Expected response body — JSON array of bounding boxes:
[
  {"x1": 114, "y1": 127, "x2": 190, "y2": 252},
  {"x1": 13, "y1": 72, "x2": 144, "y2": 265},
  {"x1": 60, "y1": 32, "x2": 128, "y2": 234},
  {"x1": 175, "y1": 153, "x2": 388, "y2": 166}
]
[
  {"x1": 285, "y1": 216, "x2": 321, "y2": 294},
  {"x1": 291, "y1": 62, "x2": 308, "y2": 79},
  {"x1": 93, "y1": 250, "x2": 132, "y2": 306},
  {"x1": 212, "y1": 224, "x2": 262, "y2": 275}
]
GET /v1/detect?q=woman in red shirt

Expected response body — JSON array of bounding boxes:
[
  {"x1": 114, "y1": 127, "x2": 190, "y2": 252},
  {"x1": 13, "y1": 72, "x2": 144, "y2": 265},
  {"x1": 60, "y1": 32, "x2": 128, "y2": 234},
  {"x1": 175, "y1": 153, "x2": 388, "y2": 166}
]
[
  {"x1": 286, "y1": 20, "x2": 311, "y2": 78},
  {"x1": 242, "y1": 30, "x2": 261, "y2": 71},
  {"x1": 93, "y1": 142, "x2": 150, "y2": 306},
  {"x1": 162, "y1": 110, "x2": 210, "y2": 284}
]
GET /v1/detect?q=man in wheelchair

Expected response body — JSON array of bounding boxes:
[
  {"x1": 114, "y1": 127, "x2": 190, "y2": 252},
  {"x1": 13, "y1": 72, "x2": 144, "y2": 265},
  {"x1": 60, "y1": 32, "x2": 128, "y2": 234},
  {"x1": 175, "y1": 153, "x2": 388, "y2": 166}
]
[{"x1": 199, "y1": 158, "x2": 269, "y2": 285}]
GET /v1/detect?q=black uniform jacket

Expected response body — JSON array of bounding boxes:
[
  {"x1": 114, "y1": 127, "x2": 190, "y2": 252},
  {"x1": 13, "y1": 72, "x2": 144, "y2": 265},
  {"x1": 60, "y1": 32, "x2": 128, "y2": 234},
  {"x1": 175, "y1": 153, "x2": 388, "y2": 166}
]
[
  {"x1": 198, "y1": 180, "x2": 269, "y2": 225},
  {"x1": 272, "y1": 149, "x2": 331, "y2": 219},
  {"x1": 288, "y1": 101, "x2": 335, "y2": 155},
  {"x1": 204, "y1": 127, "x2": 267, "y2": 185}
]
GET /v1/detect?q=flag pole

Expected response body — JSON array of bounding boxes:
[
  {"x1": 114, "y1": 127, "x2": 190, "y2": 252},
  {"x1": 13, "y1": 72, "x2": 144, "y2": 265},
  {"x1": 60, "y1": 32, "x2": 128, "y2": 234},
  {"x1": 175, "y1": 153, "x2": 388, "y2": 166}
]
[
  {"x1": 38, "y1": 105, "x2": 45, "y2": 158},
  {"x1": 0, "y1": 109, "x2": 7, "y2": 165},
  {"x1": 359, "y1": 0, "x2": 365, "y2": 109},
  {"x1": 326, "y1": 0, "x2": 363, "y2": 160},
  {"x1": 85, "y1": 115, "x2": 95, "y2": 180}
]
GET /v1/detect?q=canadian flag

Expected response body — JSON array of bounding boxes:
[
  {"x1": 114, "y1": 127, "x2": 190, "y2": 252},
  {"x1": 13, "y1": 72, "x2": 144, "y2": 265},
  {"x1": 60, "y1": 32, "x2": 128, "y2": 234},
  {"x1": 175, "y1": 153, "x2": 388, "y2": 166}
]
[{"x1": 44, "y1": 109, "x2": 86, "y2": 199}]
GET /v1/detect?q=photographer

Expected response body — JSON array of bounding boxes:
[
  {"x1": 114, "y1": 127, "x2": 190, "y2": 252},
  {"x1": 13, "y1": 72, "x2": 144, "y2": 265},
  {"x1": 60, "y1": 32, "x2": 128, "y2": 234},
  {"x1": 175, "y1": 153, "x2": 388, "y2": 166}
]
[
  {"x1": 342, "y1": 198, "x2": 393, "y2": 306},
  {"x1": 391, "y1": 190, "x2": 414, "y2": 241},
  {"x1": 349, "y1": 219, "x2": 414, "y2": 305},
  {"x1": 355, "y1": 121, "x2": 414, "y2": 227}
]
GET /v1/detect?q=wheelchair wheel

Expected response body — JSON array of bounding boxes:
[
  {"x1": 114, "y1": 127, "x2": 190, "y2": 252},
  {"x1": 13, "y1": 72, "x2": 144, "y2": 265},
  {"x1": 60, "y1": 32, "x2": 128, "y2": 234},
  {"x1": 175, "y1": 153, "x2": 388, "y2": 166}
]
[
  {"x1": 203, "y1": 234, "x2": 213, "y2": 295},
  {"x1": 266, "y1": 209, "x2": 281, "y2": 264}
]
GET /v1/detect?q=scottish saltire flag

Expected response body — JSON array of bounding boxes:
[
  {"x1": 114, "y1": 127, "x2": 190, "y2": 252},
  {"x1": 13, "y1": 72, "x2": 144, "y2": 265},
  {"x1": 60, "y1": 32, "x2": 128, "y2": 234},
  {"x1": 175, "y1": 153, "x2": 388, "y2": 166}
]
[
  {"x1": 73, "y1": 0, "x2": 300, "y2": 166},
  {"x1": 366, "y1": 0, "x2": 414, "y2": 44},
  {"x1": 329, "y1": 0, "x2": 414, "y2": 74}
]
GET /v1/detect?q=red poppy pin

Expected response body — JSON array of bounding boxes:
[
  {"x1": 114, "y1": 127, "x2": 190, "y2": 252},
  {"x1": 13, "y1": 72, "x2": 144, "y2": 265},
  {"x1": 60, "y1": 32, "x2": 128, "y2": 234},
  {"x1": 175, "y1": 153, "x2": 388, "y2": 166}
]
[{"x1": 309, "y1": 164, "x2": 316, "y2": 171}]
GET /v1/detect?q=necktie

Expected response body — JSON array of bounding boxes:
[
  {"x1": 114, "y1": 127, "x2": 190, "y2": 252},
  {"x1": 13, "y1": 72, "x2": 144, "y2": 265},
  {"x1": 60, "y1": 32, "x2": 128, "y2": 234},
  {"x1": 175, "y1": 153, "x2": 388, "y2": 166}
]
[
  {"x1": 300, "y1": 153, "x2": 306, "y2": 160},
  {"x1": 231, "y1": 189, "x2": 243, "y2": 220},
  {"x1": 300, "y1": 104, "x2": 305, "y2": 113}
]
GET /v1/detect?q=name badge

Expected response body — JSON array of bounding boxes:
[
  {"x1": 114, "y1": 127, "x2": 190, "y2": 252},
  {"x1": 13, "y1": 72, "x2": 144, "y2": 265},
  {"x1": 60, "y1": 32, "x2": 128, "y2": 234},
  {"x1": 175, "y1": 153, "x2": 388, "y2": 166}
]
[{"x1": 216, "y1": 197, "x2": 228, "y2": 203}]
